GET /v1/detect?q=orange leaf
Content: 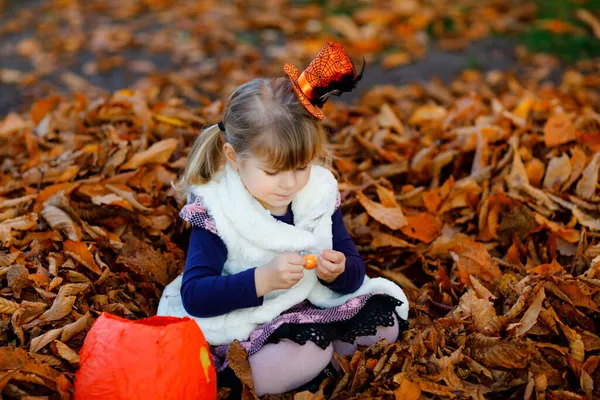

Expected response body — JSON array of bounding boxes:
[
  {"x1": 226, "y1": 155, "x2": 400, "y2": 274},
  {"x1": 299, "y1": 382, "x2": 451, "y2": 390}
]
[
  {"x1": 450, "y1": 235, "x2": 501, "y2": 284},
  {"x1": 152, "y1": 113, "x2": 187, "y2": 127},
  {"x1": 34, "y1": 183, "x2": 79, "y2": 214},
  {"x1": 512, "y1": 95, "x2": 535, "y2": 120},
  {"x1": 30, "y1": 95, "x2": 61, "y2": 124},
  {"x1": 393, "y1": 375, "x2": 422, "y2": 400},
  {"x1": 544, "y1": 114, "x2": 577, "y2": 147},
  {"x1": 376, "y1": 184, "x2": 399, "y2": 207},
  {"x1": 400, "y1": 213, "x2": 442, "y2": 243},
  {"x1": 422, "y1": 189, "x2": 441, "y2": 213},
  {"x1": 63, "y1": 240, "x2": 103, "y2": 275},
  {"x1": 371, "y1": 231, "x2": 414, "y2": 248},
  {"x1": 526, "y1": 158, "x2": 545, "y2": 188},
  {"x1": 555, "y1": 280, "x2": 600, "y2": 312},
  {"x1": 121, "y1": 138, "x2": 179, "y2": 170},
  {"x1": 527, "y1": 259, "x2": 565, "y2": 276},
  {"x1": 506, "y1": 242, "x2": 523, "y2": 267},
  {"x1": 357, "y1": 191, "x2": 407, "y2": 230}
]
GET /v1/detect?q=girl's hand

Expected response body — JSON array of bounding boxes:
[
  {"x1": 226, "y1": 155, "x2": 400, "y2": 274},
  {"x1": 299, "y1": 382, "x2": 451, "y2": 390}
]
[
  {"x1": 255, "y1": 252, "x2": 305, "y2": 296},
  {"x1": 316, "y1": 250, "x2": 346, "y2": 284}
]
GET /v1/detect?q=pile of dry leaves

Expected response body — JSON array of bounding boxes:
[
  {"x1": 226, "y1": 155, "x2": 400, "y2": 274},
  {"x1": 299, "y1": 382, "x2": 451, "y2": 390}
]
[
  {"x1": 0, "y1": 0, "x2": 547, "y2": 108},
  {"x1": 1, "y1": 59, "x2": 600, "y2": 399}
]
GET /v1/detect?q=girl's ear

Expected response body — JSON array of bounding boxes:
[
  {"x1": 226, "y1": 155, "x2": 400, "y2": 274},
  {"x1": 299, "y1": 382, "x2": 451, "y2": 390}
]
[{"x1": 222, "y1": 143, "x2": 239, "y2": 171}]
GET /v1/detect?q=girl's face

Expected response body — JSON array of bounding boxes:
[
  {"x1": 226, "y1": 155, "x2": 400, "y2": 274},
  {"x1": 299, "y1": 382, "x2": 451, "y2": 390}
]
[
  {"x1": 239, "y1": 157, "x2": 311, "y2": 216},
  {"x1": 223, "y1": 143, "x2": 311, "y2": 216}
]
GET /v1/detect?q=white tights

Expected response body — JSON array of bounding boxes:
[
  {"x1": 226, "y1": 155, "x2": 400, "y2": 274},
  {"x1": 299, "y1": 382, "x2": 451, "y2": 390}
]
[{"x1": 248, "y1": 315, "x2": 400, "y2": 396}]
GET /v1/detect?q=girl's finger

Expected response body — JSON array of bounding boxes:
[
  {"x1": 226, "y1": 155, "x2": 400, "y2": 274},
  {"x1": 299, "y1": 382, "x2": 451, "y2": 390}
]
[
  {"x1": 317, "y1": 270, "x2": 335, "y2": 281},
  {"x1": 288, "y1": 264, "x2": 305, "y2": 273},
  {"x1": 321, "y1": 250, "x2": 344, "y2": 263},
  {"x1": 289, "y1": 272, "x2": 305, "y2": 281},
  {"x1": 318, "y1": 256, "x2": 341, "y2": 273}
]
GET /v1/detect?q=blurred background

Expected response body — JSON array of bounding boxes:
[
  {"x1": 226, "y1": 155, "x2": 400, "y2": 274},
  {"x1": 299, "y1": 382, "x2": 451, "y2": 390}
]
[{"x1": 0, "y1": 0, "x2": 599, "y2": 116}]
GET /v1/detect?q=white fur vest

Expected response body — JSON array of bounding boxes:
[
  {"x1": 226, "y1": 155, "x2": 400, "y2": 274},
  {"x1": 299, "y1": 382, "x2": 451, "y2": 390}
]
[{"x1": 157, "y1": 162, "x2": 409, "y2": 345}]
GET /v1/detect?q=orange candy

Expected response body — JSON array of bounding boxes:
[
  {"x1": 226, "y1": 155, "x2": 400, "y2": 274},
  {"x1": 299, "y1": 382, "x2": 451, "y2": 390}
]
[{"x1": 304, "y1": 254, "x2": 317, "y2": 269}]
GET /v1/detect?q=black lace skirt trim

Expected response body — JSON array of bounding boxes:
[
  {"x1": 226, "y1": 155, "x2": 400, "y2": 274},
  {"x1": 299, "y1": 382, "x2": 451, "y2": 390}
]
[{"x1": 265, "y1": 294, "x2": 408, "y2": 350}]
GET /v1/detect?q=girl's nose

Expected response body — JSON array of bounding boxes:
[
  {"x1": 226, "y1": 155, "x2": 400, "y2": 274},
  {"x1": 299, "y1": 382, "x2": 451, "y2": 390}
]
[{"x1": 279, "y1": 171, "x2": 296, "y2": 189}]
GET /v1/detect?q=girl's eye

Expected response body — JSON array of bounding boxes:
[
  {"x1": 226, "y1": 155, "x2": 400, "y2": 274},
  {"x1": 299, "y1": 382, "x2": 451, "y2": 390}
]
[
  {"x1": 264, "y1": 170, "x2": 279, "y2": 176},
  {"x1": 298, "y1": 165, "x2": 309, "y2": 171}
]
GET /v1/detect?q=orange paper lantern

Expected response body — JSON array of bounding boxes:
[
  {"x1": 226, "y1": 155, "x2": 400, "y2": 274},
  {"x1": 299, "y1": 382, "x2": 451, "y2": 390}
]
[{"x1": 74, "y1": 313, "x2": 216, "y2": 400}]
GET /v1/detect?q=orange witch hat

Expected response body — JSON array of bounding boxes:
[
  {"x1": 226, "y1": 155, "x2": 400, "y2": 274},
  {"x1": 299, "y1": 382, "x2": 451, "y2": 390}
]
[{"x1": 284, "y1": 41, "x2": 365, "y2": 120}]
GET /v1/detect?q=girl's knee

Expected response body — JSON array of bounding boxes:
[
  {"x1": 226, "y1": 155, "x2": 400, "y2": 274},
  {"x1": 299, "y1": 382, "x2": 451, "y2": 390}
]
[
  {"x1": 250, "y1": 340, "x2": 333, "y2": 396},
  {"x1": 356, "y1": 314, "x2": 400, "y2": 347}
]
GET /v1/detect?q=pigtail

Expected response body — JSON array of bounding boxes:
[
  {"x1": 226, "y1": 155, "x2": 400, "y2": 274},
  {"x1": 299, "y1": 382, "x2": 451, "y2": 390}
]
[{"x1": 173, "y1": 124, "x2": 224, "y2": 196}]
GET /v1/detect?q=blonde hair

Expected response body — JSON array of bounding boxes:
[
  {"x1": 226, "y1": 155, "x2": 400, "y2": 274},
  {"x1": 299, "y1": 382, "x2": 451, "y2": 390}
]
[{"x1": 175, "y1": 77, "x2": 331, "y2": 196}]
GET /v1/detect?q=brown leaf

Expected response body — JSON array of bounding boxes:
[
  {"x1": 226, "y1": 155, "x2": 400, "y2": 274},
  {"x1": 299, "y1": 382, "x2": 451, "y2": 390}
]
[
  {"x1": 33, "y1": 183, "x2": 79, "y2": 214},
  {"x1": 0, "y1": 297, "x2": 20, "y2": 315},
  {"x1": 7, "y1": 264, "x2": 30, "y2": 297},
  {"x1": 469, "y1": 275, "x2": 496, "y2": 301},
  {"x1": 527, "y1": 259, "x2": 566, "y2": 276},
  {"x1": 38, "y1": 294, "x2": 76, "y2": 322},
  {"x1": 526, "y1": 158, "x2": 545, "y2": 188},
  {"x1": 376, "y1": 184, "x2": 400, "y2": 207},
  {"x1": 0, "y1": 213, "x2": 38, "y2": 246},
  {"x1": 105, "y1": 184, "x2": 152, "y2": 213},
  {"x1": 0, "y1": 250, "x2": 19, "y2": 267},
  {"x1": 562, "y1": 147, "x2": 587, "y2": 191},
  {"x1": 371, "y1": 231, "x2": 414, "y2": 248},
  {"x1": 542, "y1": 153, "x2": 571, "y2": 192},
  {"x1": 534, "y1": 213, "x2": 580, "y2": 243},
  {"x1": 294, "y1": 390, "x2": 325, "y2": 400},
  {"x1": 30, "y1": 96, "x2": 61, "y2": 124},
  {"x1": 63, "y1": 240, "x2": 102, "y2": 275},
  {"x1": 357, "y1": 191, "x2": 407, "y2": 230},
  {"x1": 544, "y1": 114, "x2": 577, "y2": 147},
  {"x1": 547, "y1": 390, "x2": 587, "y2": 400},
  {"x1": 91, "y1": 193, "x2": 134, "y2": 211},
  {"x1": 0, "y1": 346, "x2": 65, "y2": 387},
  {"x1": 377, "y1": 103, "x2": 404, "y2": 134},
  {"x1": 400, "y1": 213, "x2": 442, "y2": 243},
  {"x1": 467, "y1": 333, "x2": 535, "y2": 369},
  {"x1": 554, "y1": 280, "x2": 599, "y2": 312},
  {"x1": 418, "y1": 380, "x2": 456, "y2": 398},
  {"x1": 449, "y1": 235, "x2": 501, "y2": 284},
  {"x1": 449, "y1": 290, "x2": 497, "y2": 331},
  {"x1": 116, "y1": 235, "x2": 174, "y2": 285},
  {"x1": 513, "y1": 286, "x2": 545, "y2": 337},
  {"x1": 61, "y1": 312, "x2": 91, "y2": 342},
  {"x1": 41, "y1": 205, "x2": 79, "y2": 241},
  {"x1": 30, "y1": 327, "x2": 64, "y2": 353},
  {"x1": 409, "y1": 105, "x2": 448, "y2": 125},
  {"x1": 556, "y1": 319, "x2": 585, "y2": 363},
  {"x1": 0, "y1": 113, "x2": 32, "y2": 138},
  {"x1": 121, "y1": 138, "x2": 179, "y2": 170},
  {"x1": 53, "y1": 340, "x2": 80, "y2": 365},
  {"x1": 393, "y1": 373, "x2": 422, "y2": 400},
  {"x1": 226, "y1": 340, "x2": 255, "y2": 392},
  {"x1": 572, "y1": 206, "x2": 600, "y2": 231},
  {"x1": 575, "y1": 152, "x2": 600, "y2": 199},
  {"x1": 582, "y1": 355, "x2": 600, "y2": 375}
]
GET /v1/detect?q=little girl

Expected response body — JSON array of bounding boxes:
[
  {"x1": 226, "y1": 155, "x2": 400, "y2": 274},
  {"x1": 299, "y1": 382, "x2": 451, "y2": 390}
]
[{"x1": 158, "y1": 41, "x2": 409, "y2": 396}]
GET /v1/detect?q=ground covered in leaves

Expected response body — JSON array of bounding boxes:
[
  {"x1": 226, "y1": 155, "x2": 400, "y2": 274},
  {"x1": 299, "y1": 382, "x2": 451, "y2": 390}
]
[
  {"x1": 4, "y1": 0, "x2": 600, "y2": 114},
  {"x1": 1, "y1": 59, "x2": 600, "y2": 399},
  {"x1": 2, "y1": 1, "x2": 600, "y2": 400}
]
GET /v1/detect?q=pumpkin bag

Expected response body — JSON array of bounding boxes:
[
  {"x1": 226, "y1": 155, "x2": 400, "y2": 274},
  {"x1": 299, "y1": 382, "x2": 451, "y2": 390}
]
[{"x1": 74, "y1": 313, "x2": 216, "y2": 400}]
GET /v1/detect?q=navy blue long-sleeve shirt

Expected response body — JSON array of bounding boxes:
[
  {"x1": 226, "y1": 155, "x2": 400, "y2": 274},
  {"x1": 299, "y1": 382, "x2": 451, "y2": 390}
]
[{"x1": 180, "y1": 207, "x2": 366, "y2": 318}]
